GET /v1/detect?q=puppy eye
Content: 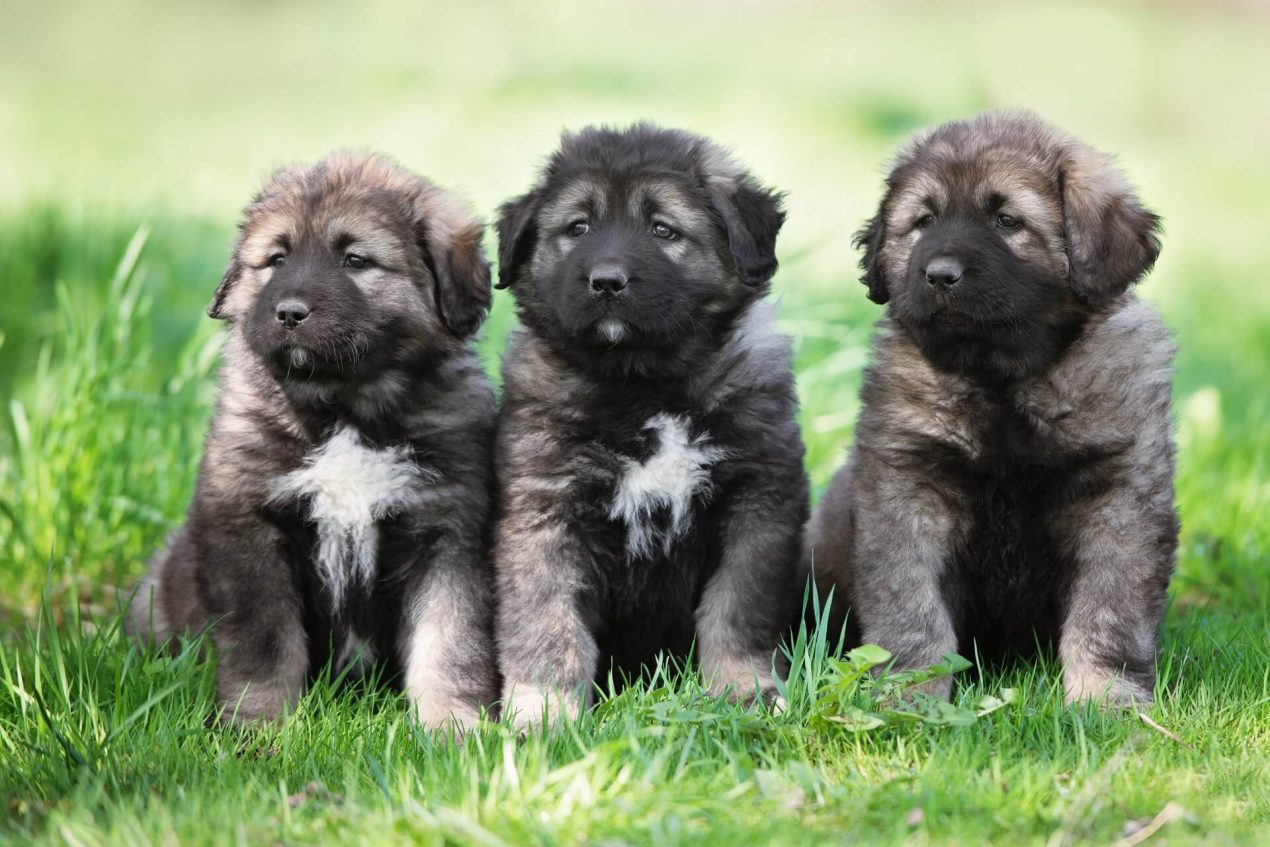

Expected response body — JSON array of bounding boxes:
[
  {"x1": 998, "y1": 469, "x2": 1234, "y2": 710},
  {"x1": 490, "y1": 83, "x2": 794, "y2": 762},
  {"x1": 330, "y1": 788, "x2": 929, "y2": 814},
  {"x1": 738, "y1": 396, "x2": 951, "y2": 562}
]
[
  {"x1": 343, "y1": 254, "x2": 368, "y2": 269},
  {"x1": 651, "y1": 222, "x2": 676, "y2": 240},
  {"x1": 997, "y1": 214, "x2": 1023, "y2": 231},
  {"x1": 270, "y1": 254, "x2": 286, "y2": 268},
  {"x1": 568, "y1": 221, "x2": 590, "y2": 237},
  {"x1": 914, "y1": 214, "x2": 935, "y2": 229}
]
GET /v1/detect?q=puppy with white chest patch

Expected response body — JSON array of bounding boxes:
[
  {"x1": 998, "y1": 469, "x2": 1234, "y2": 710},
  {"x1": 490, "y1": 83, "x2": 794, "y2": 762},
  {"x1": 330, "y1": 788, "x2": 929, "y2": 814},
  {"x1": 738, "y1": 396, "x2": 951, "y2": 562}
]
[
  {"x1": 492, "y1": 124, "x2": 809, "y2": 726},
  {"x1": 126, "y1": 152, "x2": 498, "y2": 730}
]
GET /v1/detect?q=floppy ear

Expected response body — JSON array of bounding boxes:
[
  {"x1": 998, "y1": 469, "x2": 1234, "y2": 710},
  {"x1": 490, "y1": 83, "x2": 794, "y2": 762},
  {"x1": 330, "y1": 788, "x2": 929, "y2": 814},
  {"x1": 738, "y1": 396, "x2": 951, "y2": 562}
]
[
  {"x1": 852, "y1": 214, "x2": 890, "y2": 305},
  {"x1": 493, "y1": 190, "x2": 540, "y2": 290},
  {"x1": 709, "y1": 178, "x2": 786, "y2": 287},
  {"x1": 1060, "y1": 148, "x2": 1162, "y2": 305},
  {"x1": 418, "y1": 214, "x2": 492, "y2": 338},
  {"x1": 207, "y1": 257, "x2": 242, "y2": 320}
]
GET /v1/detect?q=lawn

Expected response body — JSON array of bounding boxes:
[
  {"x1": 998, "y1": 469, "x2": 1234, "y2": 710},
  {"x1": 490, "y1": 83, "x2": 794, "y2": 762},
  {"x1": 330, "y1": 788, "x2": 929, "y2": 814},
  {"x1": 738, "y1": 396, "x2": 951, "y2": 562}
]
[{"x1": 1, "y1": 2, "x2": 1268, "y2": 844}]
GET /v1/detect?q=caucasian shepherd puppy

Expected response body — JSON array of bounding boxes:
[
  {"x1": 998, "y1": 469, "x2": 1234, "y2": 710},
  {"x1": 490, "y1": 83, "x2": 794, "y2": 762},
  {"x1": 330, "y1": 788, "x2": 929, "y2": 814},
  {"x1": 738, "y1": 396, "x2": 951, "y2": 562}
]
[
  {"x1": 493, "y1": 124, "x2": 808, "y2": 725},
  {"x1": 127, "y1": 153, "x2": 498, "y2": 729},
  {"x1": 807, "y1": 112, "x2": 1176, "y2": 706}
]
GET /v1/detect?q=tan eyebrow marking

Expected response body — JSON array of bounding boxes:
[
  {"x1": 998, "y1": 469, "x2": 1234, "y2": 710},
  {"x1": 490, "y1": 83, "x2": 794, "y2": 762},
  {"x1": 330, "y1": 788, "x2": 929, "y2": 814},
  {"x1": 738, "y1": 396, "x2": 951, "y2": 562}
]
[
  {"x1": 887, "y1": 172, "x2": 948, "y2": 230},
  {"x1": 240, "y1": 215, "x2": 296, "y2": 264},
  {"x1": 540, "y1": 179, "x2": 606, "y2": 230},
  {"x1": 976, "y1": 174, "x2": 1058, "y2": 231},
  {"x1": 322, "y1": 217, "x2": 411, "y2": 268},
  {"x1": 630, "y1": 180, "x2": 713, "y2": 230}
]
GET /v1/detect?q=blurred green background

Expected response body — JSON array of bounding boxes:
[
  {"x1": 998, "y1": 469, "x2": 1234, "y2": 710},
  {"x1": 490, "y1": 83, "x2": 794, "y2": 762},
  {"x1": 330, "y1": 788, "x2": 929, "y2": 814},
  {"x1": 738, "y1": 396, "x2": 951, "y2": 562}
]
[{"x1": 0, "y1": 0, "x2": 1267, "y2": 612}]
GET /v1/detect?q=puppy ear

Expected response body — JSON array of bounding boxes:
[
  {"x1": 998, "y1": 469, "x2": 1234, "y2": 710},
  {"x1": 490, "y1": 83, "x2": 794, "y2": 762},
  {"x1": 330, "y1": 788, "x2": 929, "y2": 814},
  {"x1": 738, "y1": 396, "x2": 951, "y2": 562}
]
[
  {"x1": 852, "y1": 214, "x2": 890, "y2": 304},
  {"x1": 207, "y1": 257, "x2": 242, "y2": 320},
  {"x1": 417, "y1": 209, "x2": 492, "y2": 339},
  {"x1": 494, "y1": 190, "x2": 540, "y2": 290},
  {"x1": 709, "y1": 178, "x2": 786, "y2": 287},
  {"x1": 1060, "y1": 147, "x2": 1162, "y2": 305}
]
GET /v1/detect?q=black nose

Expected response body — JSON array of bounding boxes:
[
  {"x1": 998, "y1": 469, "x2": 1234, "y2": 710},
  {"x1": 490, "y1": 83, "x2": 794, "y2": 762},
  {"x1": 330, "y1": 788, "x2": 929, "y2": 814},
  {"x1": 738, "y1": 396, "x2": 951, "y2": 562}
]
[
  {"x1": 589, "y1": 267, "x2": 628, "y2": 298},
  {"x1": 925, "y1": 257, "x2": 964, "y2": 291},
  {"x1": 275, "y1": 300, "x2": 310, "y2": 327}
]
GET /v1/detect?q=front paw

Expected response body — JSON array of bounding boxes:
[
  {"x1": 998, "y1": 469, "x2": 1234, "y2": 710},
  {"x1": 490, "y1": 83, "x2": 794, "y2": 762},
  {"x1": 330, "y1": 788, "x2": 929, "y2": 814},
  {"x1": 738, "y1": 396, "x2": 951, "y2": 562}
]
[
  {"x1": 413, "y1": 692, "x2": 484, "y2": 735},
  {"x1": 1064, "y1": 664, "x2": 1153, "y2": 708},
  {"x1": 502, "y1": 683, "x2": 585, "y2": 731},
  {"x1": 703, "y1": 657, "x2": 783, "y2": 710},
  {"x1": 216, "y1": 680, "x2": 299, "y2": 726},
  {"x1": 903, "y1": 675, "x2": 954, "y2": 702}
]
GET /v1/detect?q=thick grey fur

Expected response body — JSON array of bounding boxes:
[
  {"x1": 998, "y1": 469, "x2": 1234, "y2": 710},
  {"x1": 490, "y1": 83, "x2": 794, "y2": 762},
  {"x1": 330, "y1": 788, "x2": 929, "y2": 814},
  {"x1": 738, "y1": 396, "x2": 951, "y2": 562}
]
[
  {"x1": 126, "y1": 152, "x2": 498, "y2": 729},
  {"x1": 807, "y1": 112, "x2": 1177, "y2": 706},
  {"x1": 492, "y1": 125, "x2": 809, "y2": 725}
]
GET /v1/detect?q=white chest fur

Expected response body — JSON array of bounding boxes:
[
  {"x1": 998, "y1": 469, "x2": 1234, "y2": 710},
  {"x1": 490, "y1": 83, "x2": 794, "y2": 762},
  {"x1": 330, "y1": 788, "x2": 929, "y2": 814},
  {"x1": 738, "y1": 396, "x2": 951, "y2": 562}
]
[
  {"x1": 609, "y1": 413, "x2": 727, "y2": 560},
  {"x1": 269, "y1": 426, "x2": 432, "y2": 608}
]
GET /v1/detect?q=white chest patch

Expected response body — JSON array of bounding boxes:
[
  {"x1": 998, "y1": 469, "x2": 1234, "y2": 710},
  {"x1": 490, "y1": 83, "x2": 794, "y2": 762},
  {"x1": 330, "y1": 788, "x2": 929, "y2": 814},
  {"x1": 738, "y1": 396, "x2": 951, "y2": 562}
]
[
  {"x1": 609, "y1": 413, "x2": 727, "y2": 560},
  {"x1": 269, "y1": 426, "x2": 432, "y2": 608}
]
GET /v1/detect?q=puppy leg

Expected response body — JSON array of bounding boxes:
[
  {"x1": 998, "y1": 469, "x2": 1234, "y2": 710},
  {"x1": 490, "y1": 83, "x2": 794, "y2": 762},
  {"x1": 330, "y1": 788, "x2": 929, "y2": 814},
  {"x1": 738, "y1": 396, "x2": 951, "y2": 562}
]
[
  {"x1": 125, "y1": 570, "x2": 170, "y2": 645},
  {"x1": 400, "y1": 543, "x2": 496, "y2": 734},
  {"x1": 495, "y1": 521, "x2": 599, "y2": 730},
  {"x1": 697, "y1": 473, "x2": 803, "y2": 705},
  {"x1": 196, "y1": 516, "x2": 309, "y2": 724},
  {"x1": 1058, "y1": 484, "x2": 1176, "y2": 707},
  {"x1": 125, "y1": 527, "x2": 202, "y2": 650},
  {"x1": 848, "y1": 456, "x2": 962, "y2": 699}
]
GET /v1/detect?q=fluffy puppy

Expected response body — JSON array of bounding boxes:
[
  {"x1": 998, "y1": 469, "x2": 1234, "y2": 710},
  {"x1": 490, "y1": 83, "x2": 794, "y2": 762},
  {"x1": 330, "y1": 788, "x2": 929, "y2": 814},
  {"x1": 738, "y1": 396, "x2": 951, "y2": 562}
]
[
  {"x1": 807, "y1": 112, "x2": 1176, "y2": 706},
  {"x1": 126, "y1": 152, "x2": 498, "y2": 729},
  {"x1": 493, "y1": 124, "x2": 808, "y2": 725}
]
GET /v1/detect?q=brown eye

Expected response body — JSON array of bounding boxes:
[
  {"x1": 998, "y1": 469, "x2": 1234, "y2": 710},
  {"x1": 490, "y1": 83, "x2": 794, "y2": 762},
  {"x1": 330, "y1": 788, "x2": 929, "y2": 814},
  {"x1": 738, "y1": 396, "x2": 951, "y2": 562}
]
[
  {"x1": 343, "y1": 254, "x2": 368, "y2": 269},
  {"x1": 914, "y1": 214, "x2": 935, "y2": 229},
  {"x1": 270, "y1": 254, "x2": 286, "y2": 268},
  {"x1": 997, "y1": 213, "x2": 1022, "y2": 231},
  {"x1": 651, "y1": 222, "x2": 676, "y2": 240},
  {"x1": 568, "y1": 221, "x2": 590, "y2": 237}
]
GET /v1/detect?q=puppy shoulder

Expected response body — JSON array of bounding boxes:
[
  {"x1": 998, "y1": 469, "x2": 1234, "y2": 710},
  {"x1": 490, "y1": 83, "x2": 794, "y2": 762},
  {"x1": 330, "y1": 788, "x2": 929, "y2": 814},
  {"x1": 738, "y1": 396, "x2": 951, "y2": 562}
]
[
  {"x1": 1065, "y1": 294, "x2": 1175, "y2": 386},
  {"x1": 499, "y1": 329, "x2": 573, "y2": 401},
  {"x1": 496, "y1": 329, "x2": 590, "y2": 455},
  {"x1": 861, "y1": 319, "x2": 959, "y2": 406},
  {"x1": 1100, "y1": 294, "x2": 1175, "y2": 362},
  {"x1": 696, "y1": 301, "x2": 796, "y2": 407},
  {"x1": 1033, "y1": 295, "x2": 1175, "y2": 454},
  {"x1": 403, "y1": 356, "x2": 496, "y2": 468},
  {"x1": 855, "y1": 320, "x2": 980, "y2": 454},
  {"x1": 436, "y1": 348, "x2": 497, "y2": 416},
  {"x1": 200, "y1": 352, "x2": 307, "y2": 486}
]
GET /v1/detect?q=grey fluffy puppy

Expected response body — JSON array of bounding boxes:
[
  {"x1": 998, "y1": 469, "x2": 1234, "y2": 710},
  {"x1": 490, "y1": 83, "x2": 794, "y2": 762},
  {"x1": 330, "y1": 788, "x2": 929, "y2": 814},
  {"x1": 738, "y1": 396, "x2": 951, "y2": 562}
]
[
  {"x1": 492, "y1": 125, "x2": 809, "y2": 726},
  {"x1": 807, "y1": 112, "x2": 1176, "y2": 706},
  {"x1": 126, "y1": 153, "x2": 498, "y2": 729}
]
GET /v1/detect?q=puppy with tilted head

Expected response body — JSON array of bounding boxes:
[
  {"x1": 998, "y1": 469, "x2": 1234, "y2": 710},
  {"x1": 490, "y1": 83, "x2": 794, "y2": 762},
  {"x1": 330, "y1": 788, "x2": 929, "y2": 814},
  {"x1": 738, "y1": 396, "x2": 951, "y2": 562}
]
[
  {"x1": 126, "y1": 152, "x2": 498, "y2": 730},
  {"x1": 807, "y1": 112, "x2": 1176, "y2": 706},
  {"x1": 493, "y1": 124, "x2": 809, "y2": 726}
]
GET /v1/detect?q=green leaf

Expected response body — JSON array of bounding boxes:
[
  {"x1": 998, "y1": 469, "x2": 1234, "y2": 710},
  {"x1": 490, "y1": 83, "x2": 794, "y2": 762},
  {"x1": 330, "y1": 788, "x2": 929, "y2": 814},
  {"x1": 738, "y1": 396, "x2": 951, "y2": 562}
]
[
  {"x1": 845, "y1": 644, "x2": 892, "y2": 669},
  {"x1": 973, "y1": 688, "x2": 1017, "y2": 716},
  {"x1": 826, "y1": 707, "x2": 887, "y2": 732}
]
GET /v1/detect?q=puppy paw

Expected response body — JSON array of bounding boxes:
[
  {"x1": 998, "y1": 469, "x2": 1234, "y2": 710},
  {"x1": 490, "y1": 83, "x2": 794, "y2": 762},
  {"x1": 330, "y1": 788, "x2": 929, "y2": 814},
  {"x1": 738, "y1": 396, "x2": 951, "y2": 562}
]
[
  {"x1": 502, "y1": 684, "x2": 585, "y2": 731},
  {"x1": 905, "y1": 675, "x2": 954, "y2": 702},
  {"x1": 1064, "y1": 666, "x2": 1153, "y2": 709},
  {"x1": 704, "y1": 658, "x2": 782, "y2": 709},
  {"x1": 215, "y1": 680, "x2": 301, "y2": 727},
  {"x1": 413, "y1": 692, "x2": 484, "y2": 736},
  {"x1": 123, "y1": 574, "x2": 170, "y2": 644}
]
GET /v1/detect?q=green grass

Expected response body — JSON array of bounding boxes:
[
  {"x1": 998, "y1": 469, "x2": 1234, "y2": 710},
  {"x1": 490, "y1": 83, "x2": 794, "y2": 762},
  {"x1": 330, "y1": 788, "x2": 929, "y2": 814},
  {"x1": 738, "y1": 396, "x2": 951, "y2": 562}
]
[{"x1": 2, "y1": 1, "x2": 1269, "y2": 843}]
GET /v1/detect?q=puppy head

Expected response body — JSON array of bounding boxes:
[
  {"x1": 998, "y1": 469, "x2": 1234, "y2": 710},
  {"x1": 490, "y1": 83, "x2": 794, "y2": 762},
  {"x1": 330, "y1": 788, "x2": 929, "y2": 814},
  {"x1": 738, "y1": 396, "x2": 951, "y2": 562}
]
[
  {"x1": 857, "y1": 111, "x2": 1160, "y2": 380},
  {"x1": 210, "y1": 152, "x2": 490, "y2": 382},
  {"x1": 496, "y1": 123, "x2": 785, "y2": 379}
]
